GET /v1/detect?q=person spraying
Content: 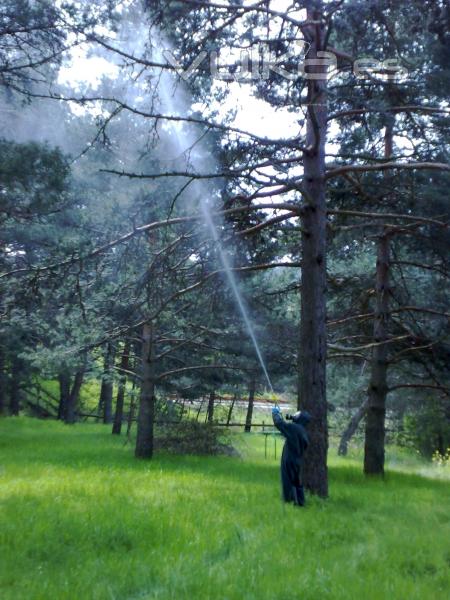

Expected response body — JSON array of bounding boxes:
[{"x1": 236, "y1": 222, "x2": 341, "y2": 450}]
[{"x1": 272, "y1": 406, "x2": 311, "y2": 507}]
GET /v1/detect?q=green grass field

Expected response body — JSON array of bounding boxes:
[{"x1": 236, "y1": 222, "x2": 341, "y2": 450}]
[{"x1": 1, "y1": 418, "x2": 449, "y2": 600}]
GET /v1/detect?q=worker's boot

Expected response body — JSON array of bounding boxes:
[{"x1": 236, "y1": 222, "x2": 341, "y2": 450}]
[{"x1": 293, "y1": 485, "x2": 305, "y2": 506}]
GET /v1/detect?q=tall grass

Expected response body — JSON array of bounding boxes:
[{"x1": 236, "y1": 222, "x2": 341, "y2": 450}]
[{"x1": 1, "y1": 418, "x2": 449, "y2": 599}]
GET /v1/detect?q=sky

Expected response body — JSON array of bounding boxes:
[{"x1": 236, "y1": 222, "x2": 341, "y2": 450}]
[{"x1": 57, "y1": 1, "x2": 306, "y2": 139}]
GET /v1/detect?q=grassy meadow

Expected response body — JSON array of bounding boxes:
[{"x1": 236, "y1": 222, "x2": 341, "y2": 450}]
[{"x1": 0, "y1": 417, "x2": 449, "y2": 600}]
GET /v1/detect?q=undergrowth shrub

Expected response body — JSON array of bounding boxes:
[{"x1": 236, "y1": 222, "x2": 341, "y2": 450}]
[
  {"x1": 401, "y1": 399, "x2": 450, "y2": 458},
  {"x1": 154, "y1": 420, "x2": 238, "y2": 456},
  {"x1": 432, "y1": 447, "x2": 450, "y2": 467}
]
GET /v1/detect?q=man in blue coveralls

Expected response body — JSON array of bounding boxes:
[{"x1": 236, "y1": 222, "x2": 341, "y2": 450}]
[{"x1": 272, "y1": 406, "x2": 311, "y2": 506}]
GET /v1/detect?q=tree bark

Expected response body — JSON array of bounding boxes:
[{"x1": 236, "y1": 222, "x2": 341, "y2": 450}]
[
  {"x1": 196, "y1": 396, "x2": 205, "y2": 421},
  {"x1": 364, "y1": 232, "x2": 391, "y2": 475},
  {"x1": 10, "y1": 356, "x2": 22, "y2": 416},
  {"x1": 0, "y1": 347, "x2": 6, "y2": 415},
  {"x1": 126, "y1": 378, "x2": 137, "y2": 441},
  {"x1": 65, "y1": 368, "x2": 85, "y2": 424},
  {"x1": 244, "y1": 379, "x2": 256, "y2": 432},
  {"x1": 364, "y1": 113, "x2": 394, "y2": 476},
  {"x1": 135, "y1": 323, "x2": 156, "y2": 458},
  {"x1": 99, "y1": 343, "x2": 115, "y2": 424},
  {"x1": 298, "y1": 1, "x2": 329, "y2": 497},
  {"x1": 338, "y1": 398, "x2": 369, "y2": 456},
  {"x1": 57, "y1": 371, "x2": 71, "y2": 421},
  {"x1": 226, "y1": 392, "x2": 237, "y2": 426},
  {"x1": 112, "y1": 340, "x2": 131, "y2": 435},
  {"x1": 178, "y1": 400, "x2": 186, "y2": 422},
  {"x1": 207, "y1": 390, "x2": 215, "y2": 423}
]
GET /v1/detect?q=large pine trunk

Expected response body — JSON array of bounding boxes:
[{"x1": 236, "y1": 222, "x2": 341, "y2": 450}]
[
  {"x1": 298, "y1": 0, "x2": 328, "y2": 497},
  {"x1": 135, "y1": 323, "x2": 156, "y2": 458},
  {"x1": 244, "y1": 379, "x2": 256, "y2": 432},
  {"x1": 112, "y1": 341, "x2": 131, "y2": 435},
  {"x1": 364, "y1": 233, "x2": 390, "y2": 475},
  {"x1": 65, "y1": 369, "x2": 85, "y2": 424}
]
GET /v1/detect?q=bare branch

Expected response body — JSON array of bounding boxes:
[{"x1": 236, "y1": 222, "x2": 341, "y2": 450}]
[
  {"x1": 327, "y1": 313, "x2": 373, "y2": 327},
  {"x1": 156, "y1": 364, "x2": 246, "y2": 381},
  {"x1": 328, "y1": 335, "x2": 410, "y2": 352},
  {"x1": 326, "y1": 161, "x2": 450, "y2": 180},
  {"x1": 391, "y1": 260, "x2": 449, "y2": 278},
  {"x1": 390, "y1": 306, "x2": 450, "y2": 319},
  {"x1": 237, "y1": 212, "x2": 298, "y2": 236},
  {"x1": 328, "y1": 209, "x2": 448, "y2": 228},
  {"x1": 388, "y1": 383, "x2": 449, "y2": 393},
  {"x1": 328, "y1": 105, "x2": 450, "y2": 122}
]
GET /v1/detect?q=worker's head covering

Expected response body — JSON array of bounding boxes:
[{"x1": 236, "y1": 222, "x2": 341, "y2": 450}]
[{"x1": 293, "y1": 410, "x2": 311, "y2": 427}]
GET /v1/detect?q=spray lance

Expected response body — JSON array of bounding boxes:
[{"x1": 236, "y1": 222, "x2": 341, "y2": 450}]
[
  {"x1": 270, "y1": 397, "x2": 281, "y2": 460},
  {"x1": 272, "y1": 399, "x2": 305, "y2": 422}
]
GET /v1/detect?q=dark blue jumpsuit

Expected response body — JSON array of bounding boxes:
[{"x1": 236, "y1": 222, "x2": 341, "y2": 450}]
[{"x1": 272, "y1": 412, "x2": 309, "y2": 506}]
